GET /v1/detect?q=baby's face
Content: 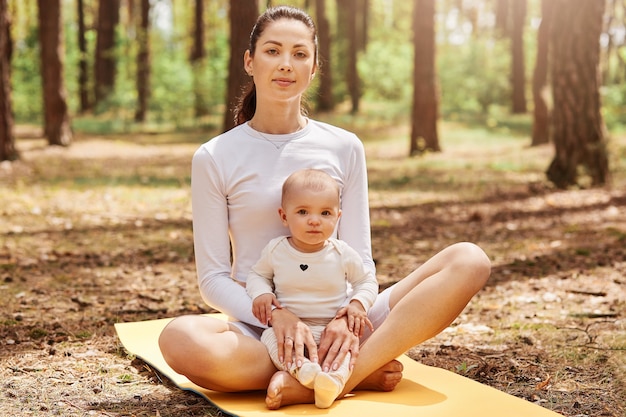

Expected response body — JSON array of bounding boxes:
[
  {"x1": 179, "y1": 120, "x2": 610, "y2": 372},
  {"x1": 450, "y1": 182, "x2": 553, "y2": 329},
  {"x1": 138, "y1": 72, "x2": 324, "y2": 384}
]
[{"x1": 279, "y1": 186, "x2": 340, "y2": 252}]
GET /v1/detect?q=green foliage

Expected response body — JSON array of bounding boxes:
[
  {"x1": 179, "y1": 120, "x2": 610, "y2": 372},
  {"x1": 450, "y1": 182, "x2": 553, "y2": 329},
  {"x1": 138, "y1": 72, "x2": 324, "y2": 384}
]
[
  {"x1": 75, "y1": 330, "x2": 92, "y2": 339},
  {"x1": 6, "y1": 0, "x2": 625, "y2": 136},
  {"x1": 149, "y1": 47, "x2": 195, "y2": 122},
  {"x1": 29, "y1": 328, "x2": 48, "y2": 339},
  {"x1": 455, "y1": 362, "x2": 478, "y2": 374},
  {"x1": 359, "y1": 40, "x2": 413, "y2": 102},
  {"x1": 11, "y1": 26, "x2": 42, "y2": 123},
  {"x1": 601, "y1": 84, "x2": 626, "y2": 131},
  {"x1": 117, "y1": 374, "x2": 134, "y2": 383},
  {"x1": 438, "y1": 39, "x2": 511, "y2": 117}
]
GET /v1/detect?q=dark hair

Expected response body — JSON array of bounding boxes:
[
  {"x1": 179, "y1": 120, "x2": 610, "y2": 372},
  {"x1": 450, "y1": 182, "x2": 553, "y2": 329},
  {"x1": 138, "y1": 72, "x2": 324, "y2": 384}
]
[{"x1": 234, "y1": 6, "x2": 318, "y2": 126}]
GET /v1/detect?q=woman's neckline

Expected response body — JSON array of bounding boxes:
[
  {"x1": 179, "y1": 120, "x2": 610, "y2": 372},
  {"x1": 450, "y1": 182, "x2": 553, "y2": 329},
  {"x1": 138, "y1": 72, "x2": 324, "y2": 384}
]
[
  {"x1": 247, "y1": 117, "x2": 308, "y2": 135},
  {"x1": 244, "y1": 119, "x2": 311, "y2": 150}
]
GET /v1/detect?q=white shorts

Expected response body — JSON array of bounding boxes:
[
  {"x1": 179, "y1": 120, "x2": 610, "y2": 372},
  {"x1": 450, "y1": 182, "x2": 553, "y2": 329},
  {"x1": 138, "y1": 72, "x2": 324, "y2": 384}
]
[{"x1": 229, "y1": 285, "x2": 393, "y2": 342}]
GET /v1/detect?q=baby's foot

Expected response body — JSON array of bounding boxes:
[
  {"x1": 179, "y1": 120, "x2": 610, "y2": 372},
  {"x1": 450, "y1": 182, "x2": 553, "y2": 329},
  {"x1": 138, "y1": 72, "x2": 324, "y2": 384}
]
[
  {"x1": 314, "y1": 372, "x2": 342, "y2": 409},
  {"x1": 297, "y1": 362, "x2": 321, "y2": 389}
]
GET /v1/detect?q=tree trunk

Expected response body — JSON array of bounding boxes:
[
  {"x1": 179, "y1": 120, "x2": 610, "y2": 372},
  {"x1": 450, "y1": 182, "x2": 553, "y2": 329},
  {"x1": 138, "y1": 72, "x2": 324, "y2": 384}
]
[
  {"x1": 410, "y1": 0, "x2": 440, "y2": 155},
  {"x1": 315, "y1": 0, "x2": 334, "y2": 112},
  {"x1": 94, "y1": 0, "x2": 120, "y2": 105},
  {"x1": 346, "y1": 0, "x2": 360, "y2": 114},
  {"x1": 134, "y1": 0, "x2": 150, "y2": 122},
  {"x1": 547, "y1": 0, "x2": 609, "y2": 188},
  {"x1": 531, "y1": 0, "x2": 552, "y2": 146},
  {"x1": 494, "y1": 0, "x2": 509, "y2": 37},
  {"x1": 3, "y1": 0, "x2": 11, "y2": 63},
  {"x1": 358, "y1": 0, "x2": 368, "y2": 52},
  {"x1": 511, "y1": 0, "x2": 526, "y2": 114},
  {"x1": 223, "y1": 0, "x2": 258, "y2": 132},
  {"x1": 77, "y1": 0, "x2": 90, "y2": 112},
  {"x1": 0, "y1": 0, "x2": 17, "y2": 161},
  {"x1": 191, "y1": 0, "x2": 209, "y2": 118},
  {"x1": 37, "y1": 0, "x2": 72, "y2": 147}
]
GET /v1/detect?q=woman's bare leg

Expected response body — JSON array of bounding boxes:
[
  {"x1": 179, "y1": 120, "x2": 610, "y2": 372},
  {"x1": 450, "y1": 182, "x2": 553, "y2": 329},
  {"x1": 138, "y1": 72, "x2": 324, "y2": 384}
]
[
  {"x1": 266, "y1": 242, "x2": 490, "y2": 407},
  {"x1": 158, "y1": 315, "x2": 277, "y2": 392},
  {"x1": 342, "y1": 242, "x2": 491, "y2": 395}
]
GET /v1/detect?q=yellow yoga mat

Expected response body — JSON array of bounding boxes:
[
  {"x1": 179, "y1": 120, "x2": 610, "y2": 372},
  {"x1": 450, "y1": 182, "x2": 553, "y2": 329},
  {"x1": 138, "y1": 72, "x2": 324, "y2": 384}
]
[{"x1": 115, "y1": 315, "x2": 562, "y2": 417}]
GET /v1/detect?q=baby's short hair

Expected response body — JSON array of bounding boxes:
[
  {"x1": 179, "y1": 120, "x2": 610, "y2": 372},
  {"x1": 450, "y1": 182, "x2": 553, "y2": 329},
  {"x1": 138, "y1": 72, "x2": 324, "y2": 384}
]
[{"x1": 282, "y1": 169, "x2": 339, "y2": 206}]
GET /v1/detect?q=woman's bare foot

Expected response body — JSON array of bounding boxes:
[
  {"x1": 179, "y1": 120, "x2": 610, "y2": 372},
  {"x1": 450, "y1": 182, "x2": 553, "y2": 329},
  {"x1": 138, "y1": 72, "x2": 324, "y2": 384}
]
[
  {"x1": 355, "y1": 359, "x2": 404, "y2": 391},
  {"x1": 265, "y1": 371, "x2": 314, "y2": 410}
]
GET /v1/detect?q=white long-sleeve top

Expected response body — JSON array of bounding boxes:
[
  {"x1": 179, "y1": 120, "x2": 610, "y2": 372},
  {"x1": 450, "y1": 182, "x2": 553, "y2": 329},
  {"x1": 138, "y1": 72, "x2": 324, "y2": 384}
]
[
  {"x1": 246, "y1": 237, "x2": 378, "y2": 321},
  {"x1": 191, "y1": 120, "x2": 374, "y2": 327}
]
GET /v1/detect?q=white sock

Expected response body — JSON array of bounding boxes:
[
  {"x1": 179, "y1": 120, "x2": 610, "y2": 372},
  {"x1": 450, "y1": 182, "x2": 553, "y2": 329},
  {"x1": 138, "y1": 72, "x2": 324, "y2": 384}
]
[
  {"x1": 314, "y1": 372, "x2": 343, "y2": 408},
  {"x1": 296, "y1": 362, "x2": 322, "y2": 389},
  {"x1": 313, "y1": 353, "x2": 352, "y2": 409}
]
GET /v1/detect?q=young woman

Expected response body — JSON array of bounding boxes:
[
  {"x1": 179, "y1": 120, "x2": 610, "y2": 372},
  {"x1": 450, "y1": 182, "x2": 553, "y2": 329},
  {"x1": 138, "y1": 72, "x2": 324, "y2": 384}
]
[{"x1": 158, "y1": 5, "x2": 490, "y2": 409}]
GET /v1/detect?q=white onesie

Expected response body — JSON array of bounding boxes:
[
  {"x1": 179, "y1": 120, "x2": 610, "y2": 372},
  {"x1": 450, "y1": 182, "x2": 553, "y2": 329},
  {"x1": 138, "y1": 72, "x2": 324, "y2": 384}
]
[{"x1": 246, "y1": 236, "x2": 378, "y2": 324}]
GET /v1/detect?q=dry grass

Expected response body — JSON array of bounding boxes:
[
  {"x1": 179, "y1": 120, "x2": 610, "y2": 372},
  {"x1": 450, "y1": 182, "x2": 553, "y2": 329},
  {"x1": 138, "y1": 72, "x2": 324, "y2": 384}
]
[{"x1": 1, "y1": 120, "x2": 625, "y2": 416}]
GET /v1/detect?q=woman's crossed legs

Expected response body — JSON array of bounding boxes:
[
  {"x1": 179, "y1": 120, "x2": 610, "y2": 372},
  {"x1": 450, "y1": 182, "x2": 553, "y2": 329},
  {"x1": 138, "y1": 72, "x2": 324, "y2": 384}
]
[
  {"x1": 159, "y1": 242, "x2": 490, "y2": 408},
  {"x1": 158, "y1": 312, "x2": 403, "y2": 396}
]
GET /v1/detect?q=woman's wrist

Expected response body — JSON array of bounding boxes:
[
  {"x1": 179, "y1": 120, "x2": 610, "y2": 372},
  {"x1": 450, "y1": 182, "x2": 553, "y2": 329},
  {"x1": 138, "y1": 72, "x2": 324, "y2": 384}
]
[{"x1": 269, "y1": 305, "x2": 292, "y2": 326}]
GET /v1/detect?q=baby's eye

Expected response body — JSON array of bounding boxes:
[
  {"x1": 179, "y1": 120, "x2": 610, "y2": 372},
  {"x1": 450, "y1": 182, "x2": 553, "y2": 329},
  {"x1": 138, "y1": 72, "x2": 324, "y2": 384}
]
[
  {"x1": 297, "y1": 209, "x2": 308, "y2": 215},
  {"x1": 322, "y1": 210, "x2": 332, "y2": 216}
]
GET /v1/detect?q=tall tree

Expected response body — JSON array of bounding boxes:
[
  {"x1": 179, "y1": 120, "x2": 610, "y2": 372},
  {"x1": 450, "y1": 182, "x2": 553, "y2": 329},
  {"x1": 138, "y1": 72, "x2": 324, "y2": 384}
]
[
  {"x1": 410, "y1": 0, "x2": 440, "y2": 155},
  {"x1": 223, "y1": 0, "x2": 258, "y2": 132},
  {"x1": 0, "y1": 0, "x2": 17, "y2": 161},
  {"x1": 345, "y1": 0, "x2": 360, "y2": 113},
  {"x1": 37, "y1": 0, "x2": 72, "y2": 147},
  {"x1": 510, "y1": 0, "x2": 526, "y2": 113},
  {"x1": 94, "y1": 0, "x2": 120, "y2": 106},
  {"x1": 134, "y1": 0, "x2": 150, "y2": 122},
  {"x1": 358, "y1": 0, "x2": 369, "y2": 52},
  {"x1": 494, "y1": 0, "x2": 509, "y2": 37},
  {"x1": 77, "y1": 0, "x2": 90, "y2": 112},
  {"x1": 315, "y1": 0, "x2": 334, "y2": 112},
  {"x1": 531, "y1": 0, "x2": 553, "y2": 146},
  {"x1": 190, "y1": 0, "x2": 209, "y2": 117},
  {"x1": 547, "y1": 0, "x2": 608, "y2": 188}
]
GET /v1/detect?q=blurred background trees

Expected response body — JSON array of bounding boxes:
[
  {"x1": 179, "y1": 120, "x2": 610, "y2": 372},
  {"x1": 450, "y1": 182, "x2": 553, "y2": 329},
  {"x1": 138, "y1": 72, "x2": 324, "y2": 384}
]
[
  {"x1": 1, "y1": 0, "x2": 625, "y2": 188},
  {"x1": 0, "y1": 0, "x2": 16, "y2": 161}
]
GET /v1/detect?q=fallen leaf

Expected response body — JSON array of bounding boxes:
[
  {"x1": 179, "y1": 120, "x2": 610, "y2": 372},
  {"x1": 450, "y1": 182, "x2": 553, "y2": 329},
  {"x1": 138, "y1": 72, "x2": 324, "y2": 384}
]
[{"x1": 536, "y1": 374, "x2": 551, "y2": 390}]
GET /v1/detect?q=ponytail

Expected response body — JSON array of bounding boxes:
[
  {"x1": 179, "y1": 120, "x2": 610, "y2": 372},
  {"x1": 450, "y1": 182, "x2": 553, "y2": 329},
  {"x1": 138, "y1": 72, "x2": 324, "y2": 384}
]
[{"x1": 234, "y1": 82, "x2": 256, "y2": 126}]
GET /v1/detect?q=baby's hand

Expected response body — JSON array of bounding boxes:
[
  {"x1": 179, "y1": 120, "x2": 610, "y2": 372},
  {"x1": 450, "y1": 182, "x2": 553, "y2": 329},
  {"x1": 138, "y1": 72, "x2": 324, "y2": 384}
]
[
  {"x1": 335, "y1": 301, "x2": 374, "y2": 337},
  {"x1": 252, "y1": 293, "x2": 281, "y2": 326}
]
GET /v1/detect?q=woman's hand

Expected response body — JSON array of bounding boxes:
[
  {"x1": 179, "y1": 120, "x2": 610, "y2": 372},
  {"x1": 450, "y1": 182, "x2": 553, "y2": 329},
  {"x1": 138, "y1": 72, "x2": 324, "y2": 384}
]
[
  {"x1": 317, "y1": 316, "x2": 360, "y2": 372},
  {"x1": 270, "y1": 308, "x2": 318, "y2": 369}
]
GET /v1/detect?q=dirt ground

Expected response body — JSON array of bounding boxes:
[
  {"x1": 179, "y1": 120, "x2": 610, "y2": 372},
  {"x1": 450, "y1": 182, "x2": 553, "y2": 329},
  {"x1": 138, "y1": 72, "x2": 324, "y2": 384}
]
[{"x1": 0, "y1": 128, "x2": 625, "y2": 416}]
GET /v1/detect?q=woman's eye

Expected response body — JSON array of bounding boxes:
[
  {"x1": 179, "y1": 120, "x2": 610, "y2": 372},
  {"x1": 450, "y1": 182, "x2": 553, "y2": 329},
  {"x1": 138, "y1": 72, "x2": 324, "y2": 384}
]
[
  {"x1": 266, "y1": 49, "x2": 278, "y2": 55},
  {"x1": 295, "y1": 51, "x2": 308, "y2": 58}
]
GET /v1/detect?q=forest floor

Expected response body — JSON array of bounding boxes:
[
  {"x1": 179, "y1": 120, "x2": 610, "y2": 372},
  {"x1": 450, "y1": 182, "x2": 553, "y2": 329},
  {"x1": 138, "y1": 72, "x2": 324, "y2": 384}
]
[{"x1": 0, "y1": 121, "x2": 625, "y2": 417}]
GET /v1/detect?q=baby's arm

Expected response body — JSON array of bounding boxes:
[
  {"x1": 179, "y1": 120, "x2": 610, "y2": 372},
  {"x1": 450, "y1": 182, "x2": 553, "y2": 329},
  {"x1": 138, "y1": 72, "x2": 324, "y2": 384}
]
[
  {"x1": 252, "y1": 293, "x2": 281, "y2": 326},
  {"x1": 335, "y1": 300, "x2": 374, "y2": 337}
]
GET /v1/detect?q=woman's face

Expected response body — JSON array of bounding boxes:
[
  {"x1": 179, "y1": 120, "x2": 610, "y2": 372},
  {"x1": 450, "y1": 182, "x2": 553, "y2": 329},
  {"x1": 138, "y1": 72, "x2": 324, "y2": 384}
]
[{"x1": 245, "y1": 18, "x2": 317, "y2": 104}]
